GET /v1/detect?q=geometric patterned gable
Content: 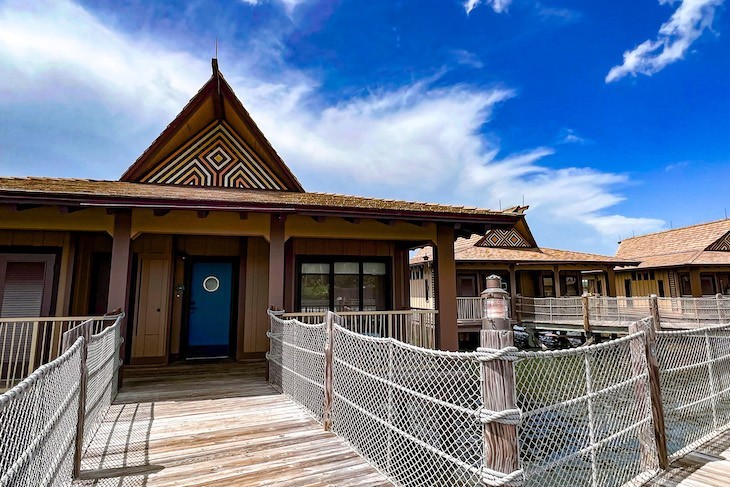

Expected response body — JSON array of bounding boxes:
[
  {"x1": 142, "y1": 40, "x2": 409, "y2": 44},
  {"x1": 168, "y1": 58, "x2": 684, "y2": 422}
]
[
  {"x1": 477, "y1": 228, "x2": 532, "y2": 248},
  {"x1": 706, "y1": 231, "x2": 730, "y2": 251},
  {"x1": 142, "y1": 122, "x2": 289, "y2": 190}
]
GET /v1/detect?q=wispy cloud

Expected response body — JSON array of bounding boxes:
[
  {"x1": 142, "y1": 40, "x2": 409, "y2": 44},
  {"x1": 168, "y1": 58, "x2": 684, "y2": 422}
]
[
  {"x1": 665, "y1": 160, "x2": 690, "y2": 171},
  {"x1": 557, "y1": 128, "x2": 589, "y2": 145},
  {"x1": 0, "y1": 0, "x2": 663, "y2": 247},
  {"x1": 606, "y1": 0, "x2": 723, "y2": 83},
  {"x1": 536, "y1": 3, "x2": 582, "y2": 23},
  {"x1": 452, "y1": 49, "x2": 484, "y2": 69},
  {"x1": 464, "y1": 0, "x2": 512, "y2": 15}
]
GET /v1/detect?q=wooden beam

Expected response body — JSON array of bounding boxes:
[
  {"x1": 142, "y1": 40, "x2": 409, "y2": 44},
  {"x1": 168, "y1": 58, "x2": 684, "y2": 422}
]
[
  {"x1": 311, "y1": 216, "x2": 326, "y2": 223},
  {"x1": 58, "y1": 205, "x2": 85, "y2": 214},
  {"x1": 197, "y1": 210, "x2": 210, "y2": 219},
  {"x1": 239, "y1": 212, "x2": 248, "y2": 220},
  {"x1": 11, "y1": 204, "x2": 40, "y2": 212},
  {"x1": 343, "y1": 217, "x2": 361, "y2": 224},
  {"x1": 153, "y1": 209, "x2": 170, "y2": 217}
]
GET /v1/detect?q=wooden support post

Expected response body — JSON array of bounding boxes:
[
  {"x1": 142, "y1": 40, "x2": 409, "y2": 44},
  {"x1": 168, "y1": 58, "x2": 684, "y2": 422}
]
[
  {"x1": 323, "y1": 312, "x2": 334, "y2": 431},
  {"x1": 509, "y1": 264, "x2": 517, "y2": 320},
  {"x1": 689, "y1": 268, "x2": 703, "y2": 298},
  {"x1": 69, "y1": 319, "x2": 93, "y2": 479},
  {"x1": 650, "y1": 294, "x2": 662, "y2": 331},
  {"x1": 435, "y1": 225, "x2": 458, "y2": 351},
  {"x1": 480, "y1": 322, "x2": 519, "y2": 480},
  {"x1": 268, "y1": 214, "x2": 286, "y2": 310},
  {"x1": 553, "y1": 265, "x2": 561, "y2": 297},
  {"x1": 582, "y1": 293, "x2": 592, "y2": 340},
  {"x1": 629, "y1": 319, "x2": 668, "y2": 470},
  {"x1": 606, "y1": 268, "x2": 617, "y2": 297},
  {"x1": 107, "y1": 210, "x2": 132, "y2": 383}
]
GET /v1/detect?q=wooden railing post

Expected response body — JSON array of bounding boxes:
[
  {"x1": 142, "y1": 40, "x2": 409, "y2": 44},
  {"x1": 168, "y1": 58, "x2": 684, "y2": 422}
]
[
  {"x1": 582, "y1": 294, "x2": 592, "y2": 340},
  {"x1": 323, "y1": 311, "x2": 335, "y2": 431},
  {"x1": 71, "y1": 320, "x2": 93, "y2": 479},
  {"x1": 480, "y1": 284, "x2": 519, "y2": 483},
  {"x1": 650, "y1": 294, "x2": 662, "y2": 331},
  {"x1": 629, "y1": 318, "x2": 668, "y2": 470}
]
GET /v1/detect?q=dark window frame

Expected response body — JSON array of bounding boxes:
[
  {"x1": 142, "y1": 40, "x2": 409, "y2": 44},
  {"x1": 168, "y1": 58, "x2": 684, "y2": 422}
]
[{"x1": 296, "y1": 256, "x2": 392, "y2": 312}]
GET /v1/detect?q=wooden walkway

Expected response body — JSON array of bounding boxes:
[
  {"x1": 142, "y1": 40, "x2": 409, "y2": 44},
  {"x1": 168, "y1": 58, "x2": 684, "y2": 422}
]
[
  {"x1": 75, "y1": 362, "x2": 391, "y2": 487},
  {"x1": 647, "y1": 430, "x2": 730, "y2": 487}
]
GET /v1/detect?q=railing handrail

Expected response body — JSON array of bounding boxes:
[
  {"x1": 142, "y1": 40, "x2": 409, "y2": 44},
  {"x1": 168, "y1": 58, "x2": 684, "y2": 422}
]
[
  {"x1": 0, "y1": 315, "x2": 115, "y2": 323},
  {"x1": 283, "y1": 309, "x2": 438, "y2": 316}
]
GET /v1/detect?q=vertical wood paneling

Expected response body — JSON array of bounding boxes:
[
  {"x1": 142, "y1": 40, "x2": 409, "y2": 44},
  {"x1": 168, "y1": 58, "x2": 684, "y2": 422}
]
[{"x1": 244, "y1": 237, "x2": 270, "y2": 354}]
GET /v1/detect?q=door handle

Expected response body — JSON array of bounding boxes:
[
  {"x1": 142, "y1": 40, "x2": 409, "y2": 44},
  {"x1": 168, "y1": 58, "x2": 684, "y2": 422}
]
[{"x1": 156, "y1": 308, "x2": 160, "y2": 312}]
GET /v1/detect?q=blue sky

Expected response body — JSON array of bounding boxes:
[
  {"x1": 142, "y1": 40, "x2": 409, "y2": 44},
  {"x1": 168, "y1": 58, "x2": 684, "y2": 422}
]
[{"x1": 0, "y1": 0, "x2": 728, "y2": 254}]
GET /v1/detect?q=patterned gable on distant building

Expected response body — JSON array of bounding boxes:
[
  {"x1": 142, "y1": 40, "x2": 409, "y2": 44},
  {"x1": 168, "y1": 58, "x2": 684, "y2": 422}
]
[
  {"x1": 476, "y1": 228, "x2": 531, "y2": 248},
  {"x1": 706, "y1": 231, "x2": 730, "y2": 251},
  {"x1": 141, "y1": 123, "x2": 289, "y2": 190}
]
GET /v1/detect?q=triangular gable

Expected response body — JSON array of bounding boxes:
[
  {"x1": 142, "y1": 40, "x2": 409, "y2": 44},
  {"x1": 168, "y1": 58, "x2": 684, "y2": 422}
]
[
  {"x1": 120, "y1": 60, "x2": 304, "y2": 192},
  {"x1": 141, "y1": 121, "x2": 288, "y2": 190},
  {"x1": 476, "y1": 228, "x2": 532, "y2": 248},
  {"x1": 706, "y1": 231, "x2": 730, "y2": 251}
]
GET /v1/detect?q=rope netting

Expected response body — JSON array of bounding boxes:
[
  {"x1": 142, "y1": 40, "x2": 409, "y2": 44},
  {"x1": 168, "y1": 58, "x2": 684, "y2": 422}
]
[
  {"x1": 656, "y1": 323, "x2": 730, "y2": 458},
  {"x1": 268, "y1": 311, "x2": 660, "y2": 487},
  {"x1": 331, "y1": 325, "x2": 484, "y2": 486},
  {"x1": 0, "y1": 338, "x2": 83, "y2": 487},
  {"x1": 515, "y1": 333, "x2": 657, "y2": 487},
  {"x1": 83, "y1": 322, "x2": 122, "y2": 451},
  {"x1": 267, "y1": 311, "x2": 327, "y2": 421}
]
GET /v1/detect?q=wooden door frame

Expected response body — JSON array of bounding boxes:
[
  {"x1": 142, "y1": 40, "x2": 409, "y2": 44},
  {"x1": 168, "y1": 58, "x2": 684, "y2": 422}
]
[
  {"x1": 129, "y1": 253, "x2": 173, "y2": 364},
  {"x1": 180, "y1": 256, "x2": 239, "y2": 360},
  {"x1": 0, "y1": 252, "x2": 57, "y2": 317}
]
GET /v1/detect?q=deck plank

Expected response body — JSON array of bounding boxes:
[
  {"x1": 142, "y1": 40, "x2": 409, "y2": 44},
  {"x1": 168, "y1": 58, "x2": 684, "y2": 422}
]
[
  {"x1": 75, "y1": 362, "x2": 390, "y2": 487},
  {"x1": 646, "y1": 429, "x2": 730, "y2": 487}
]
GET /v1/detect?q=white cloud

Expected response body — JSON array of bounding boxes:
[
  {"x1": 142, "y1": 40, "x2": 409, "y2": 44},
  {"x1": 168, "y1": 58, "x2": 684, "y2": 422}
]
[
  {"x1": 464, "y1": 0, "x2": 512, "y2": 15},
  {"x1": 240, "y1": 0, "x2": 307, "y2": 14},
  {"x1": 606, "y1": 0, "x2": 723, "y2": 82},
  {"x1": 0, "y1": 0, "x2": 664, "y2": 250}
]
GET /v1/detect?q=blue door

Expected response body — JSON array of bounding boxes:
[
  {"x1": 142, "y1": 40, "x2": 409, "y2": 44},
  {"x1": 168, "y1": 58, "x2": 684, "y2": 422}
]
[{"x1": 187, "y1": 261, "x2": 234, "y2": 358}]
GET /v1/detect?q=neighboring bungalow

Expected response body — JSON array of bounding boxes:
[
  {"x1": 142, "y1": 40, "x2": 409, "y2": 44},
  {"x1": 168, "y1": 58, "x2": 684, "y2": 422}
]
[
  {"x1": 0, "y1": 60, "x2": 526, "y2": 372},
  {"x1": 614, "y1": 219, "x2": 730, "y2": 298},
  {"x1": 410, "y1": 221, "x2": 637, "y2": 347}
]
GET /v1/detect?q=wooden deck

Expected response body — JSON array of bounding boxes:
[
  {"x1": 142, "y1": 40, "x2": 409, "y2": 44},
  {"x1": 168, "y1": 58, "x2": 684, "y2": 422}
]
[
  {"x1": 647, "y1": 429, "x2": 730, "y2": 486},
  {"x1": 75, "y1": 362, "x2": 391, "y2": 487}
]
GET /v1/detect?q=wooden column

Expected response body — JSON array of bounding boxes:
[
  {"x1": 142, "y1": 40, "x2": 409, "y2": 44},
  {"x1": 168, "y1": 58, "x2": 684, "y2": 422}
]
[
  {"x1": 650, "y1": 294, "x2": 662, "y2": 331},
  {"x1": 435, "y1": 225, "x2": 458, "y2": 351},
  {"x1": 508, "y1": 264, "x2": 517, "y2": 320},
  {"x1": 605, "y1": 267, "x2": 617, "y2": 297},
  {"x1": 107, "y1": 211, "x2": 132, "y2": 367},
  {"x1": 481, "y1": 295, "x2": 519, "y2": 480},
  {"x1": 268, "y1": 214, "x2": 286, "y2": 311},
  {"x1": 629, "y1": 319, "x2": 668, "y2": 469},
  {"x1": 552, "y1": 265, "x2": 560, "y2": 297},
  {"x1": 689, "y1": 268, "x2": 703, "y2": 297}
]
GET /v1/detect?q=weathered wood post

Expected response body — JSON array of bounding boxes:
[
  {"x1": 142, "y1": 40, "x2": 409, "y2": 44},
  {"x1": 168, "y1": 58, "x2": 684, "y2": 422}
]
[
  {"x1": 582, "y1": 293, "x2": 592, "y2": 342},
  {"x1": 480, "y1": 275, "x2": 520, "y2": 484},
  {"x1": 323, "y1": 311, "x2": 335, "y2": 431},
  {"x1": 629, "y1": 318, "x2": 668, "y2": 469},
  {"x1": 649, "y1": 294, "x2": 662, "y2": 332}
]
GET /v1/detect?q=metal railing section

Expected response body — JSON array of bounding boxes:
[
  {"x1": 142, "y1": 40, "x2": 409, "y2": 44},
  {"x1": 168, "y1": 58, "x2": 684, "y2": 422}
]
[
  {"x1": 282, "y1": 309, "x2": 437, "y2": 349},
  {"x1": 0, "y1": 316, "x2": 118, "y2": 390}
]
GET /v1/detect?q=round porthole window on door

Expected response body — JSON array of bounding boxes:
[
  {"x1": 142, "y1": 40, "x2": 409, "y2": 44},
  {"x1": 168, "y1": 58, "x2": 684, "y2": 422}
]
[{"x1": 202, "y1": 276, "x2": 220, "y2": 293}]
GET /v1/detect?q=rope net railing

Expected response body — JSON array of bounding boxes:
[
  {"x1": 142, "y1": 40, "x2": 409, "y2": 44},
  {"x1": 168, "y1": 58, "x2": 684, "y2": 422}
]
[
  {"x1": 656, "y1": 323, "x2": 730, "y2": 459},
  {"x1": 267, "y1": 311, "x2": 327, "y2": 421},
  {"x1": 0, "y1": 314, "x2": 123, "y2": 487},
  {"x1": 0, "y1": 337, "x2": 83, "y2": 487},
  {"x1": 268, "y1": 310, "x2": 662, "y2": 487},
  {"x1": 515, "y1": 333, "x2": 657, "y2": 487},
  {"x1": 83, "y1": 320, "x2": 122, "y2": 451},
  {"x1": 331, "y1": 325, "x2": 484, "y2": 486}
]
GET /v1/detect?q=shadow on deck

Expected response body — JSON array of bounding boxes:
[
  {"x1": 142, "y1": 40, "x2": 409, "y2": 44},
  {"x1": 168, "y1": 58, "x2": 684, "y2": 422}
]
[
  {"x1": 75, "y1": 361, "x2": 390, "y2": 487},
  {"x1": 646, "y1": 429, "x2": 730, "y2": 486}
]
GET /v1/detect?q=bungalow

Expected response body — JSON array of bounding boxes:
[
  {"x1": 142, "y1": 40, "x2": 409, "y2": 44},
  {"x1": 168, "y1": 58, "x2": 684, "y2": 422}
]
[
  {"x1": 0, "y1": 59, "x2": 524, "y2": 373},
  {"x1": 409, "y1": 218, "x2": 637, "y2": 347},
  {"x1": 614, "y1": 219, "x2": 730, "y2": 298}
]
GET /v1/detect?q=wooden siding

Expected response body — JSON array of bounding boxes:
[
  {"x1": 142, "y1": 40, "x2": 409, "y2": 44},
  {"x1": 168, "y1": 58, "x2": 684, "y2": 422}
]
[
  {"x1": 131, "y1": 209, "x2": 270, "y2": 238},
  {"x1": 614, "y1": 269, "x2": 675, "y2": 297},
  {"x1": 0, "y1": 207, "x2": 113, "y2": 233},
  {"x1": 243, "y1": 237, "x2": 269, "y2": 355}
]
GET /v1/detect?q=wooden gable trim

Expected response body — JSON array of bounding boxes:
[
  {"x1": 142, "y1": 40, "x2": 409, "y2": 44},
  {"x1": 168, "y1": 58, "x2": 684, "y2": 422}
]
[
  {"x1": 120, "y1": 59, "x2": 304, "y2": 193},
  {"x1": 706, "y1": 231, "x2": 730, "y2": 252}
]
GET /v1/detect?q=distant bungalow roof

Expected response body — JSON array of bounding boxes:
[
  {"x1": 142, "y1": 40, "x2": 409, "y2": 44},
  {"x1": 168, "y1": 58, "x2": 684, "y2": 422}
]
[
  {"x1": 411, "y1": 233, "x2": 638, "y2": 266},
  {"x1": 616, "y1": 219, "x2": 730, "y2": 269}
]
